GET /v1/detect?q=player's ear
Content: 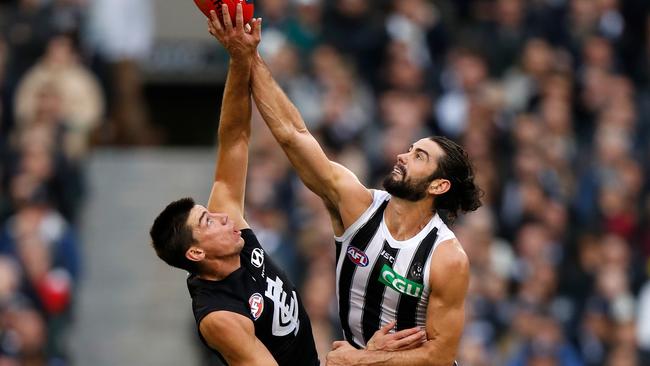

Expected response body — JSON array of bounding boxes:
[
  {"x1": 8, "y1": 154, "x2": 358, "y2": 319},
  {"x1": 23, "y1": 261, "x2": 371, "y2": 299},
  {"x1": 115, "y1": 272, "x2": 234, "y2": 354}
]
[
  {"x1": 186, "y1": 246, "x2": 205, "y2": 262},
  {"x1": 428, "y1": 178, "x2": 450, "y2": 196}
]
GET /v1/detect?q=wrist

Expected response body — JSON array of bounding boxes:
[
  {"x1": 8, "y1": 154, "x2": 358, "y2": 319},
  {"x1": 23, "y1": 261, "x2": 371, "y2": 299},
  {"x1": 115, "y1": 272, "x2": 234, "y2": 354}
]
[
  {"x1": 229, "y1": 54, "x2": 253, "y2": 67},
  {"x1": 253, "y1": 51, "x2": 263, "y2": 64}
]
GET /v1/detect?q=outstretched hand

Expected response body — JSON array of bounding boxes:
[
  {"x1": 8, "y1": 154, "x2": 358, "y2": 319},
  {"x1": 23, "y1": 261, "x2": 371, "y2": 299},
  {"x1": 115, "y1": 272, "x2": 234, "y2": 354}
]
[
  {"x1": 366, "y1": 320, "x2": 427, "y2": 352},
  {"x1": 207, "y1": 4, "x2": 261, "y2": 59}
]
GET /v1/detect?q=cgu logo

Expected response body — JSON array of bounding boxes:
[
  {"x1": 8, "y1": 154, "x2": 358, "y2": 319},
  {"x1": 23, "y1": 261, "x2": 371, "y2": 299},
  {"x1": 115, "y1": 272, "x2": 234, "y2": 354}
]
[
  {"x1": 378, "y1": 265, "x2": 423, "y2": 298},
  {"x1": 347, "y1": 247, "x2": 369, "y2": 267}
]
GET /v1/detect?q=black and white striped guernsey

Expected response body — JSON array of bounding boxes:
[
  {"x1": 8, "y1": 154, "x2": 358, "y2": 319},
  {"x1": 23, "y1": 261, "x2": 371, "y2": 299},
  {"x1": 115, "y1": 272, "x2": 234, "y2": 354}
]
[{"x1": 334, "y1": 190, "x2": 456, "y2": 348}]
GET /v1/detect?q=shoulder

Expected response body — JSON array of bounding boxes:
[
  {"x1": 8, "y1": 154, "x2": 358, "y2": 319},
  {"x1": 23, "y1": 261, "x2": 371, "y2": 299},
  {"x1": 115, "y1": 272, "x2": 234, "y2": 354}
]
[
  {"x1": 428, "y1": 238, "x2": 469, "y2": 298},
  {"x1": 431, "y1": 238, "x2": 468, "y2": 270},
  {"x1": 187, "y1": 272, "x2": 252, "y2": 321}
]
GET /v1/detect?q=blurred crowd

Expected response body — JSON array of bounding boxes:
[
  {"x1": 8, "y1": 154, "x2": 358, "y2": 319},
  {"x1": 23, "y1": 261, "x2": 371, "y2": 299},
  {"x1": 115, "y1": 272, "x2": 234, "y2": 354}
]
[
  {"x1": 0, "y1": 0, "x2": 649, "y2": 365},
  {"x1": 241, "y1": 0, "x2": 650, "y2": 365},
  {"x1": 0, "y1": 0, "x2": 156, "y2": 365}
]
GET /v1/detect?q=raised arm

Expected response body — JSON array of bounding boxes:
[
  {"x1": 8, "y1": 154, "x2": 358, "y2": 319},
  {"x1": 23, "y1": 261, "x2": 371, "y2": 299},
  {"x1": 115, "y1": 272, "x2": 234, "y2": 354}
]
[
  {"x1": 205, "y1": 5, "x2": 261, "y2": 229},
  {"x1": 250, "y1": 53, "x2": 372, "y2": 235},
  {"x1": 326, "y1": 239, "x2": 469, "y2": 366},
  {"x1": 200, "y1": 311, "x2": 278, "y2": 366}
]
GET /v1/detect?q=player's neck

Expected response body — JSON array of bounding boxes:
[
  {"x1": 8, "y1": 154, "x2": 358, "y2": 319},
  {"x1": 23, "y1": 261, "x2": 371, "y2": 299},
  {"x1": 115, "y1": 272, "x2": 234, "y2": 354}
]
[
  {"x1": 197, "y1": 255, "x2": 241, "y2": 281},
  {"x1": 385, "y1": 197, "x2": 435, "y2": 241}
]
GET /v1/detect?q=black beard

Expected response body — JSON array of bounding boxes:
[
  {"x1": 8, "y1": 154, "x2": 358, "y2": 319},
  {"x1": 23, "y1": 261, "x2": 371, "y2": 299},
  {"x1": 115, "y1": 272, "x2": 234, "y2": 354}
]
[{"x1": 382, "y1": 173, "x2": 430, "y2": 202}]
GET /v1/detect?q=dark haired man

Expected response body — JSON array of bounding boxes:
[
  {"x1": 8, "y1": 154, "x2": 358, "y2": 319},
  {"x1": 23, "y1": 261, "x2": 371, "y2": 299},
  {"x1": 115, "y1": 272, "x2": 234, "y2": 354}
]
[
  {"x1": 149, "y1": 6, "x2": 318, "y2": 366},
  {"x1": 249, "y1": 27, "x2": 482, "y2": 366}
]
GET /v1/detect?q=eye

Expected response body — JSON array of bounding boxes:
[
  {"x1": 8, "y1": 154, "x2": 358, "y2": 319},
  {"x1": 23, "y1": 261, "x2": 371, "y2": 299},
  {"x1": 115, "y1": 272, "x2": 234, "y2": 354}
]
[
  {"x1": 207, "y1": 218, "x2": 213, "y2": 226},
  {"x1": 416, "y1": 152, "x2": 424, "y2": 160}
]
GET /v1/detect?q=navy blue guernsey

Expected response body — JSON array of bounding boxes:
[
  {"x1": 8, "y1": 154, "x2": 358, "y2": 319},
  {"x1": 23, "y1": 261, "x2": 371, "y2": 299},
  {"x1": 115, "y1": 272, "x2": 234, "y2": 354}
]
[{"x1": 187, "y1": 229, "x2": 319, "y2": 365}]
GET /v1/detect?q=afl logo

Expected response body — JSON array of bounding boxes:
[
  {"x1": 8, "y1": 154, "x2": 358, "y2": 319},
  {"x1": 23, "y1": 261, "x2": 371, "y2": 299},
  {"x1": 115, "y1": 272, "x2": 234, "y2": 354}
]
[
  {"x1": 347, "y1": 247, "x2": 369, "y2": 267},
  {"x1": 248, "y1": 293, "x2": 264, "y2": 320}
]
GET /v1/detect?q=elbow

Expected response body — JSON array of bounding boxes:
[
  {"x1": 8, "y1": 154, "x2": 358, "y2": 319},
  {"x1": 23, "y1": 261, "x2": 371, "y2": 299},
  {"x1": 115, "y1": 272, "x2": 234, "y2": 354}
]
[
  {"x1": 426, "y1": 357, "x2": 456, "y2": 366},
  {"x1": 421, "y1": 343, "x2": 457, "y2": 366},
  {"x1": 431, "y1": 361, "x2": 456, "y2": 366},
  {"x1": 218, "y1": 130, "x2": 251, "y2": 147},
  {"x1": 275, "y1": 131, "x2": 294, "y2": 147},
  {"x1": 276, "y1": 126, "x2": 308, "y2": 148}
]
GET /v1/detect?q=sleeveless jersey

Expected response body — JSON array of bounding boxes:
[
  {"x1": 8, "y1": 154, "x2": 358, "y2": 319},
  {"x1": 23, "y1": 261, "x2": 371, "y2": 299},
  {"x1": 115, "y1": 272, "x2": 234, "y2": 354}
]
[
  {"x1": 187, "y1": 229, "x2": 319, "y2": 365},
  {"x1": 334, "y1": 190, "x2": 456, "y2": 348}
]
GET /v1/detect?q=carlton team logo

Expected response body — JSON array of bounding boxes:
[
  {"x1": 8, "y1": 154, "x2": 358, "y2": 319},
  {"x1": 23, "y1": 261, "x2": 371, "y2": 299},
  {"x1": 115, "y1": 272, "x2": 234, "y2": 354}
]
[
  {"x1": 248, "y1": 293, "x2": 264, "y2": 320},
  {"x1": 346, "y1": 247, "x2": 369, "y2": 267}
]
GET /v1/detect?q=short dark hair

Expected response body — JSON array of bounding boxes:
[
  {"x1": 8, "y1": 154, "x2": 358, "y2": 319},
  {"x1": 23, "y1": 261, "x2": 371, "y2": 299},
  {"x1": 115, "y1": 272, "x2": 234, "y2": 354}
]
[
  {"x1": 429, "y1": 136, "x2": 482, "y2": 221},
  {"x1": 150, "y1": 197, "x2": 199, "y2": 273}
]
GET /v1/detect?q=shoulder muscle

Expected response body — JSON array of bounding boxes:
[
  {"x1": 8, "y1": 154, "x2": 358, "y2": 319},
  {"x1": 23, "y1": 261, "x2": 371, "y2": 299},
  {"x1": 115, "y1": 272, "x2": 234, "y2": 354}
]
[{"x1": 428, "y1": 238, "x2": 469, "y2": 302}]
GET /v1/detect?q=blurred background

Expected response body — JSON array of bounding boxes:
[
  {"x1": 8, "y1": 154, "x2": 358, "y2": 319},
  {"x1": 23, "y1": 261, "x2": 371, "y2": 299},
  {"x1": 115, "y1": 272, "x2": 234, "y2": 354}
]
[{"x1": 0, "y1": 0, "x2": 649, "y2": 365}]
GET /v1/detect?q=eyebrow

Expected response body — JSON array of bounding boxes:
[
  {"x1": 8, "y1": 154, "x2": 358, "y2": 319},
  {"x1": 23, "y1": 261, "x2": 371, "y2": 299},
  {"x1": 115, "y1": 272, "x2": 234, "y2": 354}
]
[
  {"x1": 414, "y1": 147, "x2": 430, "y2": 161},
  {"x1": 198, "y1": 211, "x2": 207, "y2": 227}
]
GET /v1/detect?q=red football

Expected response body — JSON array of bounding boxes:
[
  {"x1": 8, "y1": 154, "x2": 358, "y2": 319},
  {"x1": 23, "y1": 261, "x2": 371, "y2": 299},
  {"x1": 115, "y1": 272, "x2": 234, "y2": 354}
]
[{"x1": 194, "y1": 0, "x2": 254, "y2": 25}]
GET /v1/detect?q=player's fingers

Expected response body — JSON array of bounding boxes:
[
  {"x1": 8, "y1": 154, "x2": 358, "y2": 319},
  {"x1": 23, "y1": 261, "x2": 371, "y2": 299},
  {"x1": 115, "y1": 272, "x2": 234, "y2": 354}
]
[
  {"x1": 405, "y1": 334, "x2": 428, "y2": 350},
  {"x1": 253, "y1": 18, "x2": 262, "y2": 40},
  {"x1": 389, "y1": 326, "x2": 421, "y2": 340},
  {"x1": 331, "y1": 341, "x2": 348, "y2": 350},
  {"x1": 207, "y1": 18, "x2": 217, "y2": 35},
  {"x1": 235, "y1": 3, "x2": 244, "y2": 30},
  {"x1": 209, "y1": 10, "x2": 223, "y2": 32},
  {"x1": 247, "y1": 18, "x2": 256, "y2": 34},
  {"x1": 207, "y1": 19, "x2": 215, "y2": 35},
  {"x1": 397, "y1": 338, "x2": 427, "y2": 351},
  {"x1": 390, "y1": 330, "x2": 427, "y2": 350},
  {"x1": 221, "y1": 4, "x2": 233, "y2": 30},
  {"x1": 379, "y1": 320, "x2": 396, "y2": 335}
]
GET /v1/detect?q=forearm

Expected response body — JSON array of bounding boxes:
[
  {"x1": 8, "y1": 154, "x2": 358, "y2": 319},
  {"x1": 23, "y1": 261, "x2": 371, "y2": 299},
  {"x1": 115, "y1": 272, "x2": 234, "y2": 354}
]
[
  {"x1": 250, "y1": 53, "x2": 306, "y2": 144},
  {"x1": 345, "y1": 345, "x2": 454, "y2": 366},
  {"x1": 218, "y1": 57, "x2": 252, "y2": 145}
]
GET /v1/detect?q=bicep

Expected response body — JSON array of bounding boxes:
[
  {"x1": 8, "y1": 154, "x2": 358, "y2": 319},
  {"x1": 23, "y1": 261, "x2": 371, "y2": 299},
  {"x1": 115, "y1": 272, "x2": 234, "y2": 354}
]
[
  {"x1": 200, "y1": 312, "x2": 278, "y2": 366},
  {"x1": 424, "y1": 241, "x2": 470, "y2": 362}
]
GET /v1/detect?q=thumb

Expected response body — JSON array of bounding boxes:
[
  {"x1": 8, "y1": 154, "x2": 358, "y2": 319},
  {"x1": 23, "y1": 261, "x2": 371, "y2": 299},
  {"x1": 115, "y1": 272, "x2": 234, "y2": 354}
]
[
  {"x1": 332, "y1": 341, "x2": 348, "y2": 351},
  {"x1": 380, "y1": 320, "x2": 396, "y2": 335}
]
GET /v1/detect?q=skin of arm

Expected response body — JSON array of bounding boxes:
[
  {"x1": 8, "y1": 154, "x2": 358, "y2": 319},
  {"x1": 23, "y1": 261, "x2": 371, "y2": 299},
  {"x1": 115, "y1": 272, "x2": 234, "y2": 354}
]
[
  {"x1": 250, "y1": 53, "x2": 372, "y2": 235},
  {"x1": 200, "y1": 311, "x2": 279, "y2": 366},
  {"x1": 197, "y1": 9, "x2": 277, "y2": 365},
  {"x1": 204, "y1": 5, "x2": 261, "y2": 230},
  {"x1": 326, "y1": 239, "x2": 470, "y2": 366}
]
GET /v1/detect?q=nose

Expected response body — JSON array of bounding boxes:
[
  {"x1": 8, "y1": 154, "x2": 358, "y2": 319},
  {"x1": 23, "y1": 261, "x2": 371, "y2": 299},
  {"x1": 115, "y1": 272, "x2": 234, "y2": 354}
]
[{"x1": 397, "y1": 153, "x2": 407, "y2": 165}]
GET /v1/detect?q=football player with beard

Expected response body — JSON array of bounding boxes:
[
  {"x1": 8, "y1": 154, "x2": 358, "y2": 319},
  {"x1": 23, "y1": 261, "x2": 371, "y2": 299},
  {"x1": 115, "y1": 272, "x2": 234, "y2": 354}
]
[{"x1": 249, "y1": 35, "x2": 483, "y2": 365}]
